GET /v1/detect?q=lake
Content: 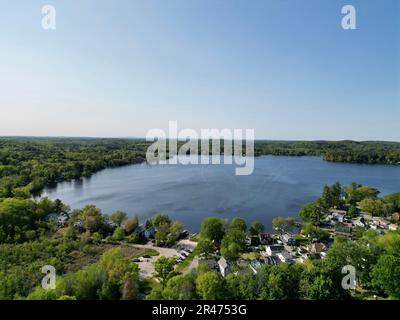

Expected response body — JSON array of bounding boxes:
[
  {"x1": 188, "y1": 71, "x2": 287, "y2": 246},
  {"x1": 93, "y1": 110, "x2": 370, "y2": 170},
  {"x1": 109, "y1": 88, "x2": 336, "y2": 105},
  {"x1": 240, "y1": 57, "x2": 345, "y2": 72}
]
[{"x1": 41, "y1": 156, "x2": 400, "y2": 231}]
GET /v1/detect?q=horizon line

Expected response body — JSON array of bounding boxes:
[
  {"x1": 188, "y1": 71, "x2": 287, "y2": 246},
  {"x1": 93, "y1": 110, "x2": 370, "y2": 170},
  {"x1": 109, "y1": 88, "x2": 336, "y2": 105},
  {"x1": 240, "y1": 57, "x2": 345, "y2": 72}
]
[{"x1": 0, "y1": 135, "x2": 399, "y2": 143}]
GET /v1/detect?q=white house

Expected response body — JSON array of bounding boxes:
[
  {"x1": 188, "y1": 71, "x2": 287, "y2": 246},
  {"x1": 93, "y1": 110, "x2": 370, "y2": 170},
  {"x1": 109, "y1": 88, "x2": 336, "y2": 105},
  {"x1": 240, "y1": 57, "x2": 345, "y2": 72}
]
[
  {"x1": 330, "y1": 210, "x2": 346, "y2": 223},
  {"x1": 218, "y1": 257, "x2": 230, "y2": 277}
]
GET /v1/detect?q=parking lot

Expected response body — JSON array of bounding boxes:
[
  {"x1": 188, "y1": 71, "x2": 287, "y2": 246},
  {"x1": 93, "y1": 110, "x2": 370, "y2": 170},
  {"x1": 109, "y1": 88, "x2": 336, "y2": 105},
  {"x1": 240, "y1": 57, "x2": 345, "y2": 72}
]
[{"x1": 131, "y1": 239, "x2": 197, "y2": 279}]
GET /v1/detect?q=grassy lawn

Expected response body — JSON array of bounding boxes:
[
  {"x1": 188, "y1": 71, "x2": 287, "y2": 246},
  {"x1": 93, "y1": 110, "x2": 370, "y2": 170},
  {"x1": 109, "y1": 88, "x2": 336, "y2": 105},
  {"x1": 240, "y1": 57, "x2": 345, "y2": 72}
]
[
  {"x1": 141, "y1": 249, "x2": 160, "y2": 257},
  {"x1": 241, "y1": 251, "x2": 261, "y2": 260},
  {"x1": 66, "y1": 244, "x2": 148, "y2": 273},
  {"x1": 140, "y1": 277, "x2": 158, "y2": 296},
  {"x1": 119, "y1": 245, "x2": 149, "y2": 258}
]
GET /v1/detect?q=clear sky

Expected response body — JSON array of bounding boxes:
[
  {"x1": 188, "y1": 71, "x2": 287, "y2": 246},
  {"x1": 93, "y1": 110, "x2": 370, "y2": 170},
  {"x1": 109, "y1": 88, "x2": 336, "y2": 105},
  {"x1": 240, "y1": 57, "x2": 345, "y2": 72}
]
[{"x1": 0, "y1": 0, "x2": 399, "y2": 140}]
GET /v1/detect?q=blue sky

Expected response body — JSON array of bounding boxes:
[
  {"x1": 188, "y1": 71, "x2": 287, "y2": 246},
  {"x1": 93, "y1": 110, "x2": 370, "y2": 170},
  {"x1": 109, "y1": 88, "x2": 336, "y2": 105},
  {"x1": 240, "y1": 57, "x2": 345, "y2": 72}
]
[{"x1": 0, "y1": 0, "x2": 399, "y2": 140}]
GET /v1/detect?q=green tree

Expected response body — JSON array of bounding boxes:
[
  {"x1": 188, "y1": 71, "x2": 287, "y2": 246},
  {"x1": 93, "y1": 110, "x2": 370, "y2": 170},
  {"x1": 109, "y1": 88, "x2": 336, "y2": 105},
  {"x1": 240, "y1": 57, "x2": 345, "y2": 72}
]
[
  {"x1": 80, "y1": 205, "x2": 104, "y2": 233},
  {"x1": 325, "y1": 238, "x2": 380, "y2": 287},
  {"x1": 272, "y1": 216, "x2": 297, "y2": 232},
  {"x1": 112, "y1": 227, "x2": 125, "y2": 241},
  {"x1": 163, "y1": 274, "x2": 197, "y2": 300},
  {"x1": 383, "y1": 192, "x2": 400, "y2": 212},
  {"x1": 196, "y1": 271, "x2": 226, "y2": 300},
  {"x1": 359, "y1": 198, "x2": 391, "y2": 217},
  {"x1": 346, "y1": 185, "x2": 379, "y2": 205},
  {"x1": 268, "y1": 263, "x2": 303, "y2": 300},
  {"x1": 299, "y1": 260, "x2": 348, "y2": 300},
  {"x1": 123, "y1": 215, "x2": 139, "y2": 234},
  {"x1": 301, "y1": 222, "x2": 329, "y2": 241},
  {"x1": 249, "y1": 220, "x2": 264, "y2": 235},
  {"x1": 195, "y1": 238, "x2": 214, "y2": 257},
  {"x1": 166, "y1": 221, "x2": 184, "y2": 246},
  {"x1": 371, "y1": 254, "x2": 400, "y2": 299},
  {"x1": 154, "y1": 257, "x2": 176, "y2": 286},
  {"x1": 299, "y1": 202, "x2": 326, "y2": 226},
  {"x1": 0, "y1": 198, "x2": 37, "y2": 243},
  {"x1": 200, "y1": 217, "x2": 225, "y2": 242},
  {"x1": 155, "y1": 227, "x2": 168, "y2": 247},
  {"x1": 92, "y1": 232, "x2": 102, "y2": 244},
  {"x1": 98, "y1": 248, "x2": 140, "y2": 300},
  {"x1": 347, "y1": 205, "x2": 357, "y2": 218},
  {"x1": 220, "y1": 228, "x2": 246, "y2": 261},
  {"x1": 229, "y1": 217, "x2": 247, "y2": 233},
  {"x1": 320, "y1": 182, "x2": 343, "y2": 208},
  {"x1": 147, "y1": 283, "x2": 164, "y2": 300},
  {"x1": 110, "y1": 211, "x2": 127, "y2": 226},
  {"x1": 121, "y1": 277, "x2": 139, "y2": 300},
  {"x1": 226, "y1": 270, "x2": 259, "y2": 300},
  {"x1": 149, "y1": 213, "x2": 171, "y2": 229}
]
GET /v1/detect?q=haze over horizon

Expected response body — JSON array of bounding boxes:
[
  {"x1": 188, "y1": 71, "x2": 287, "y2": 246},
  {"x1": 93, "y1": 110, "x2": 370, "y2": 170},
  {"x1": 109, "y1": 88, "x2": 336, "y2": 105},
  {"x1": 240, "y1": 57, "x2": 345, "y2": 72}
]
[{"x1": 1, "y1": 0, "x2": 399, "y2": 141}]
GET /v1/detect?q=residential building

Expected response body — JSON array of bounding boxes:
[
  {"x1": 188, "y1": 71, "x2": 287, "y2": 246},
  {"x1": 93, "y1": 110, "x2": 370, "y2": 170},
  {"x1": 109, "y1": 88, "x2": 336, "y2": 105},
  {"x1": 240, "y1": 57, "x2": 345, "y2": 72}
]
[
  {"x1": 264, "y1": 255, "x2": 280, "y2": 266},
  {"x1": 330, "y1": 209, "x2": 346, "y2": 224},
  {"x1": 249, "y1": 259, "x2": 264, "y2": 274},
  {"x1": 353, "y1": 216, "x2": 367, "y2": 228},
  {"x1": 334, "y1": 222, "x2": 352, "y2": 237},
  {"x1": 372, "y1": 218, "x2": 389, "y2": 229},
  {"x1": 281, "y1": 234, "x2": 296, "y2": 246},
  {"x1": 218, "y1": 257, "x2": 230, "y2": 277},
  {"x1": 144, "y1": 227, "x2": 156, "y2": 239},
  {"x1": 307, "y1": 242, "x2": 327, "y2": 254},
  {"x1": 258, "y1": 233, "x2": 273, "y2": 245},
  {"x1": 265, "y1": 244, "x2": 284, "y2": 256},
  {"x1": 277, "y1": 251, "x2": 294, "y2": 263},
  {"x1": 198, "y1": 258, "x2": 218, "y2": 271}
]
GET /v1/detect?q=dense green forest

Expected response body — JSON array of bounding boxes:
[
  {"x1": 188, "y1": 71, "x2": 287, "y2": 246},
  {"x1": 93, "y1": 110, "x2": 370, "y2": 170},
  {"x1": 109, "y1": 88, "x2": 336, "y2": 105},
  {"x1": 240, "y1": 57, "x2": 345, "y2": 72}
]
[
  {"x1": 0, "y1": 138, "x2": 149, "y2": 198},
  {"x1": 254, "y1": 140, "x2": 400, "y2": 164}
]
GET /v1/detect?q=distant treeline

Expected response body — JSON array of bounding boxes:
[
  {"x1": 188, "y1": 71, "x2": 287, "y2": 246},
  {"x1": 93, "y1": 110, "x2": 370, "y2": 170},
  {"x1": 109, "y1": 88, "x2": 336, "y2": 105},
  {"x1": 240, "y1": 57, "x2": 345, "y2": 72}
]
[
  {"x1": 0, "y1": 138, "x2": 148, "y2": 198},
  {"x1": 254, "y1": 140, "x2": 400, "y2": 164},
  {"x1": 0, "y1": 138, "x2": 399, "y2": 198}
]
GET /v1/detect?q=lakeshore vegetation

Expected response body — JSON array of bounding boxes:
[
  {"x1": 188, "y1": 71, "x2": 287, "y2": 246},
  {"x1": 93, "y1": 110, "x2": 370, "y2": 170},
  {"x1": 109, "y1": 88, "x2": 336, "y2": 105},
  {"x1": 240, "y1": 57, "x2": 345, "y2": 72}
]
[
  {"x1": 0, "y1": 137, "x2": 399, "y2": 300},
  {"x1": 1, "y1": 137, "x2": 399, "y2": 200}
]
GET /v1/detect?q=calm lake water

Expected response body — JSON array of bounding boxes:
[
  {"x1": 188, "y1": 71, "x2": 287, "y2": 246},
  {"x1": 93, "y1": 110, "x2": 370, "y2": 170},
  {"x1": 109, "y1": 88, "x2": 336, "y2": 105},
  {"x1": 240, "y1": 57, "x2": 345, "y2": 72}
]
[{"x1": 41, "y1": 156, "x2": 400, "y2": 231}]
